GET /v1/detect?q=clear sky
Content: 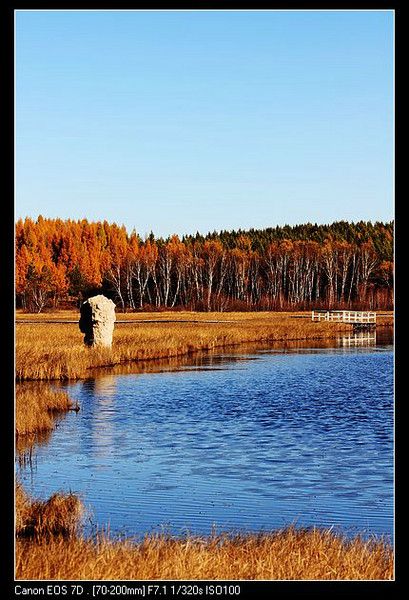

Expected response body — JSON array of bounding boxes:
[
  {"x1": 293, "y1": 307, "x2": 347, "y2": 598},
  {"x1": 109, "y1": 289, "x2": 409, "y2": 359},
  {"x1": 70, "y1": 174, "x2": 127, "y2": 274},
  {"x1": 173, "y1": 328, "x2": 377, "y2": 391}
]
[{"x1": 16, "y1": 10, "x2": 393, "y2": 239}]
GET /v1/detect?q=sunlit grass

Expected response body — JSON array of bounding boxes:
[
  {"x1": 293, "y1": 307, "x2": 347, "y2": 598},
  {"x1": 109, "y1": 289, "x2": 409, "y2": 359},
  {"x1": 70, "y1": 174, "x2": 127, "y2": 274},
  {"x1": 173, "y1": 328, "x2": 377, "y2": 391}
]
[
  {"x1": 15, "y1": 491, "x2": 393, "y2": 581},
  {"x1": 16, "y1": 483, "x2": 84, "y2": 541},
  {"x1": 15, "y1": 383, "x2": 74, "y2": 437},
  {"x1": 15, "y1": 310, "x2": 374, "y2": 381}
]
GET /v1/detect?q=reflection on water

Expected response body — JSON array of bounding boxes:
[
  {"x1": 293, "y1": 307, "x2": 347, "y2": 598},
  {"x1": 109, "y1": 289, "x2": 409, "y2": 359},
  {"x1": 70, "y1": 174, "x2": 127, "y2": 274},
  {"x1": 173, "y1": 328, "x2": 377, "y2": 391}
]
[
  {"x1": 17, "y1": 333, "x2": 393, "y2": 540},
  {"x1": 336, "y1": 327, "x2": 393, "y2": 348},
  {"x1": 337, "y1": 332, "x2": 377, "y2": 347},
  {"x1": 82, "y1": 376, "x2": 117, "y2": 460}
]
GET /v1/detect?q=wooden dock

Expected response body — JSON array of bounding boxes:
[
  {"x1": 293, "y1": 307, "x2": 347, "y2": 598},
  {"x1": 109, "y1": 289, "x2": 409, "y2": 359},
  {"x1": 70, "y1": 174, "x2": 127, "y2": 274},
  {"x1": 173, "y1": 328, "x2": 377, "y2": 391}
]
[{"x1": 312, "y1": 310, "x2": 377, "y2": 331}]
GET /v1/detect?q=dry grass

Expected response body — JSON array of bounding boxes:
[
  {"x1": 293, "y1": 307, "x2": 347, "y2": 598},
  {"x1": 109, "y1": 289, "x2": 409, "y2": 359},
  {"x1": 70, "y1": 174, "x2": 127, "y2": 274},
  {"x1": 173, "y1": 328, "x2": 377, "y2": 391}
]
[
  {"x1": 14, "y1": 484, "x2": 393, "y2": 581},
  {"x1": 15, "y1": 383, "x2": 75, "y2": 437},
  {"x1": 16, "y1": 483, "x2": 84, "y2": 541},
  {"x1": 15, "y1": 525, "x2": 393, "y2": 581},
  {"x1": 16, "y1": 310, "x2": 381, "y2": 381}
]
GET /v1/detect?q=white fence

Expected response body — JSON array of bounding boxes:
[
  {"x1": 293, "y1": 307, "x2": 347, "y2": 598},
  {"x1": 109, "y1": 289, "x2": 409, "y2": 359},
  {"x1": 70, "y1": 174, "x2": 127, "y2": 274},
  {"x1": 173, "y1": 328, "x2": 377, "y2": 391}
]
[{"x1": 311, "y1": 310, "x2": 376, "y2": 324}]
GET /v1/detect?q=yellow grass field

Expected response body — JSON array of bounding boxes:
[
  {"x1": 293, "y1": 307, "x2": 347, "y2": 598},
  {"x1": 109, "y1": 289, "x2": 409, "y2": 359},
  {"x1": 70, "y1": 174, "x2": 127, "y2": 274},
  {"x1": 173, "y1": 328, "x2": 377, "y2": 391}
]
[
  {"x1": 15, "y1": 486, "x2": 393, "y2": 581},
  {"x1": 15, "y1": 531, "x2": 393, "y2": 581},
  {"x1": 15, "y1": 310, "x2": 393, "y2": 381}
]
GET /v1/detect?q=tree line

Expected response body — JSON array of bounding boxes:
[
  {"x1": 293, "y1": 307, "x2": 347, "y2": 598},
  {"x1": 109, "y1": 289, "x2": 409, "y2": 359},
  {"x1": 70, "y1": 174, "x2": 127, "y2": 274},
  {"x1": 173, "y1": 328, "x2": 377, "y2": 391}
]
[{"x1": 15, "y1": 217, "x2": 393, "y2": 312}]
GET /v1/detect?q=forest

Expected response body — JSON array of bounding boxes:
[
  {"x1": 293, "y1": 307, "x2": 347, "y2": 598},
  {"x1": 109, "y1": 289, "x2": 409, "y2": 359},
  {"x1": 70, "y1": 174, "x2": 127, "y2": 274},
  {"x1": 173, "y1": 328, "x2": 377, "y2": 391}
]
[{"x1": 15, "y1": 217, "x2": 393, "y2": 313}]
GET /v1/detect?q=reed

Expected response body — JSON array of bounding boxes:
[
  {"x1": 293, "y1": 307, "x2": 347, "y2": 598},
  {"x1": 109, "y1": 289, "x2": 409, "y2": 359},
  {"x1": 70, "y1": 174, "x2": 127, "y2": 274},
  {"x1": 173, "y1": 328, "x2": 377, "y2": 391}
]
[
  {"x1": 15, "y1": 383, "x2": 74, "y2": 437},
  {"x1": 16, "y1": 311, "x2": 374, "y2": 381},
  {"x1": 15, "y1": 482, "x2": 394, "y2": 580},
  {"x1": 16, "y1": 483, "x2": 84, "y2": 541},
  {"x1": 15, "y1": 526, "x2": 393, "y2": 580}
]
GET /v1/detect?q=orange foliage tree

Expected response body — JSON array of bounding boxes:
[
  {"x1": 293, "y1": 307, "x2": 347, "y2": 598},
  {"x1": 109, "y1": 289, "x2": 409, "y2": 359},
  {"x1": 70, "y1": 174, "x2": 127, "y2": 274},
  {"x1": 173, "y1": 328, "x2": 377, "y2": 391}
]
[{"x1": 15, "y1": 217, "x2": 393, "y2": 312}]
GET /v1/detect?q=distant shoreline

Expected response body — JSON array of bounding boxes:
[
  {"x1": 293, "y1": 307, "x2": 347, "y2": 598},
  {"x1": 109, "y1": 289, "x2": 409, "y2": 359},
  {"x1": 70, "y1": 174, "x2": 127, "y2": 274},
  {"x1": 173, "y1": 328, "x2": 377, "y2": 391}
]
[{"x1": 15, "y1": 310, "x2": 393, "y2": 382}]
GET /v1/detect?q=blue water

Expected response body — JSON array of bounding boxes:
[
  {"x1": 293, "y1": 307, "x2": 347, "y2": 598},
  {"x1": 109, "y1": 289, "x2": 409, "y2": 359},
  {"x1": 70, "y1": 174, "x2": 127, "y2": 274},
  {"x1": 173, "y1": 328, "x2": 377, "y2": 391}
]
[{"x1": 18, "y1": 341, "x2": 394, "y2": 540}]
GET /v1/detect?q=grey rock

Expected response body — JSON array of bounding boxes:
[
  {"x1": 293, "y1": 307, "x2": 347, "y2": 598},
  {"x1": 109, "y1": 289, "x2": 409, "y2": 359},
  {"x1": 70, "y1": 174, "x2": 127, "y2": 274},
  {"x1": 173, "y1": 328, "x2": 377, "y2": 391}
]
[{"x1": 79, "y1": 295, "x2": 116, "y2": 347}]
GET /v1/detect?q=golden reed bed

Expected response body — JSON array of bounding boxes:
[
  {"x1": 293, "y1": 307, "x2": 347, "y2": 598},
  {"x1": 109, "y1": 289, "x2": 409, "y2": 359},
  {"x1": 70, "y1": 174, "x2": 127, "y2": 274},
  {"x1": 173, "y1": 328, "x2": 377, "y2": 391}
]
[
  {"x1": 16, "y1": 531, "x2": 393, "y2": 581},
  {"x1": 15, "y1": 310, "x2": 393, "y2": 381},
  {"x1": 15, "y1": 384, "x2": 74, "y2": 437},
  {"x1": 15, "y1": 486, "x2": 393, "y2": 581}
]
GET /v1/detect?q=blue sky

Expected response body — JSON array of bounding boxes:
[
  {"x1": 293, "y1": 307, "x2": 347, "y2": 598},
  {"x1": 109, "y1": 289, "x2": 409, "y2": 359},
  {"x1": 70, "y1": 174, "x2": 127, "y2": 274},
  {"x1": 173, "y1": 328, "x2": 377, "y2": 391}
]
[{"x1": 16, "y1": 10, "x2": 393, "y2": 238}]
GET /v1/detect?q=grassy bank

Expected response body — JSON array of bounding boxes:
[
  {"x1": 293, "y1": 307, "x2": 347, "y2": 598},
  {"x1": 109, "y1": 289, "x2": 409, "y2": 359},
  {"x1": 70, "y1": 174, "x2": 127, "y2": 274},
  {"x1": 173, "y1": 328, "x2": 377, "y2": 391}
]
[
  {"x1": 16, "y1": 483, "x2": 83, "y2": 540},
  {"x1": 16, "y1": 310, "x2": 392, "y2": 381},
  {"x1": 15, "y1": 485, "x2": 392, "y2": 580},
  {"x1": 15, "y1": 383, "x2": 77, "y2": 462},
  {"x1": 16, "y1": 531, "x2": 393, "y2": 581},
  {"x1": 16, "y1": 384, "x2": 75, "y2": 437}
]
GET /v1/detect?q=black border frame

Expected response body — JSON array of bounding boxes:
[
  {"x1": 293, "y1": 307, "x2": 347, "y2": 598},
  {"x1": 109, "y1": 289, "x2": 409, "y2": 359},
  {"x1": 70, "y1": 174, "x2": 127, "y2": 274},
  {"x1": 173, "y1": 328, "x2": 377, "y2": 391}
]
[{"x1": 2, "y1": 2, "x2": 402, "y2": 597}]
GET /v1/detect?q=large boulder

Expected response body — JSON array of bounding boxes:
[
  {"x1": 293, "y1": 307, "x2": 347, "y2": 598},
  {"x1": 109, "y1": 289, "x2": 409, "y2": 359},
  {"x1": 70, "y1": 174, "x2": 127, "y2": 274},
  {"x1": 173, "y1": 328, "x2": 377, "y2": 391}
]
[{"x1": 79, "y1": 295, "x2": 116, "y2": 348}]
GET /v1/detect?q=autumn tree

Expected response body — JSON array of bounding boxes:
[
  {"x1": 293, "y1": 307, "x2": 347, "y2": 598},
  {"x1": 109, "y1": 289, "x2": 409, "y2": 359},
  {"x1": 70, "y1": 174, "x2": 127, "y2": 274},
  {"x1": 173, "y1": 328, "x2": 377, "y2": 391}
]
[{"x1": 15, "y1": 217, "x2": 394, "y2": 312}]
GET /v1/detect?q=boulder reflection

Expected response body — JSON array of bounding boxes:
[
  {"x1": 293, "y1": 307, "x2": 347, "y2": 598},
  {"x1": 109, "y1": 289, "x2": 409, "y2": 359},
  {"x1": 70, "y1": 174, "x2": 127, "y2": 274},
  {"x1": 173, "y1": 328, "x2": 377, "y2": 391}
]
[{"x1": 80, "y1": 375, "x2": 117, "y2": 461}]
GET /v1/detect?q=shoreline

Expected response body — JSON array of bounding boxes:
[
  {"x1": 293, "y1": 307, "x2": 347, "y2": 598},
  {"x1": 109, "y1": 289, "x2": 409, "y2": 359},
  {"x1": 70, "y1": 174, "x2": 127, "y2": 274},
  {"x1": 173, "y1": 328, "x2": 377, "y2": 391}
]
[
  {"x1": 16, "y1": 528, "x2": 394, "y2": 581},
  {"x1": 16, "y1": 328, "x2": 393, "y2": 451},
  {"x1": 15, "y1": 310, "x2": 393, "y2": 382}
]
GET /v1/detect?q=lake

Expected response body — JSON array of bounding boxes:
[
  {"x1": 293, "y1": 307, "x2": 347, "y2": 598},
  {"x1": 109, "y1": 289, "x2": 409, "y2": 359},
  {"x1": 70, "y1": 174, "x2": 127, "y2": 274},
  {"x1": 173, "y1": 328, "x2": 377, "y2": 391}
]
[{"x1": 17, "y1": 331, "x2": 394, "y2": 541}]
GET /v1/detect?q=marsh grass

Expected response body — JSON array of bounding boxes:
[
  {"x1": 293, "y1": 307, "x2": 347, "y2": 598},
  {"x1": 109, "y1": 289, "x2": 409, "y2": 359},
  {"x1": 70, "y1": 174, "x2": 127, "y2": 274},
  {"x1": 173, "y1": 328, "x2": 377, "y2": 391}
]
[
  {"x1": 14, "y1": 481, "x2": 394, "y2": 580},
  {"x1": 16, "y1": 483, "x2": 83, "y2": 541},
  {"x1": 16, "y1": 311, "x2": 365, "y2": 381},
  {"x1": 15, "y1": 383, "x2": 75, "y2": 437},
  {"x1": 15, "y1": 524, "x2": 393, "y2": 580}
]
